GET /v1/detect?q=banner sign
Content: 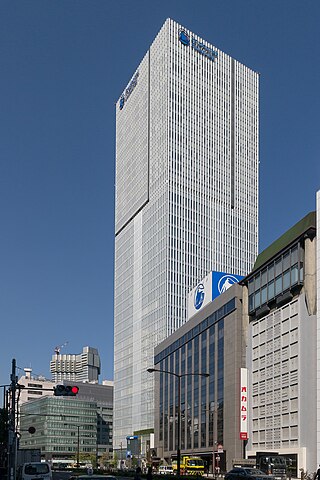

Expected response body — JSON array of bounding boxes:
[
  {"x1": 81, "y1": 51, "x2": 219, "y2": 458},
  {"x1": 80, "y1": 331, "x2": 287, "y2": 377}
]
[{"x1": 240, "y1": 368, "x2": 248, "y2": 440}]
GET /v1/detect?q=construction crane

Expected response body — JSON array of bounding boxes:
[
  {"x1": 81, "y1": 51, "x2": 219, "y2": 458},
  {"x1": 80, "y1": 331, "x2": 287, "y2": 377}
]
[{"x1": 54, "y1": 341, "x2": 68, "y2": 356}]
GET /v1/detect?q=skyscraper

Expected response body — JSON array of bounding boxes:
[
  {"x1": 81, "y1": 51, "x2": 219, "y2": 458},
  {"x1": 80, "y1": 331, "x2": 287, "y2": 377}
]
[{"x1": 114, "y1": 18, "x2": 259, "y2": 448}]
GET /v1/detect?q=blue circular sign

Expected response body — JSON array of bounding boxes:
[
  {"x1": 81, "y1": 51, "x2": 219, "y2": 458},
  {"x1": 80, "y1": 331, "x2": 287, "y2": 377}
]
[
  {"x1": 194, "y1": 283, "x2": 205, "y2": 310},
  {"x1": 119, "y1": 95, "x2": 125, "y2": 110},
  {"x1": 218, "y1": 275, "x2": 239, "y2": 294},
  {"x1": 179, "y1": 30, "x2": 190, "y2": 46}
]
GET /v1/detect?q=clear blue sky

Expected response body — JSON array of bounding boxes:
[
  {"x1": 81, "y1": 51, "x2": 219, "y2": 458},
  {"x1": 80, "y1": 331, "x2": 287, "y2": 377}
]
[{"x1": 0, "y1": 0, "x2": 319, "y2": 386}]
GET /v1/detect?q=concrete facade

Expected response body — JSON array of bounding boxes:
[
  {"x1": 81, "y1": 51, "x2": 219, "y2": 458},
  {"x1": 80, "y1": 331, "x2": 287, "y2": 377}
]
[
  {"x1": 18, "y1": 368, "x2": 54, "y2": 405},
  {"x1": 50, "y1": 346, "x2": 101, "y2": 383},
  {"x1": 243, "y1": 209, "x2": 317, "y2": 475}
]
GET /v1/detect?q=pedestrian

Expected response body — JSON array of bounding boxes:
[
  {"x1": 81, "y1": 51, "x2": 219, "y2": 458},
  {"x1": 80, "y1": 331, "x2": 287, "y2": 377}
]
[
  {"x1": 146, "y1": 466, "x2": 152, "y2": 480},
  {"x1": 315, "y1": 465, "x2": 320, "y2": 480},
  {"x1": 134, "y1": 466, "x2": 142, "y2": 480}
]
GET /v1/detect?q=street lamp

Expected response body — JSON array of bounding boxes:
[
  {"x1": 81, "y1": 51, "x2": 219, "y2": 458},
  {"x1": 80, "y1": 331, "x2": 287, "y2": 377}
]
[
  {"x1": 209, "y1": 402, "x2": 218, "y2": 476},
  {"x1": 64, "y1": 423, "x2": 80, "y2": 467},
  {"x1": 147, "y1": 367, "x2": 209, "y2": 476}
]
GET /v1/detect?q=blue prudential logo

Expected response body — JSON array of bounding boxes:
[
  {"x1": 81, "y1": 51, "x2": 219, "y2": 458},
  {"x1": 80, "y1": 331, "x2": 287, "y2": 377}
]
[
  {"x1": 218, "y1": 275, "x2": 240, "y2": 294},
  {"x1": 178, "y1": 29, "x2": 218, "y2": 62},
  {"x1": 212, "y1": 271, "x2": 243, "y2": 301},
  {"x1": 194, "y1": 283, "x2": 205, "y2": 310},
  {"x1": 119, "y1": 70, "x2": 139, "y2": 111},
  {"x1": 179, "y1": 29, "x2": 190, "y2": 46}
]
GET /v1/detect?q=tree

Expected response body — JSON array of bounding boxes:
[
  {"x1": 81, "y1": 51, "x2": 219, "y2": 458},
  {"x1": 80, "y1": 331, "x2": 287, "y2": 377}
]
[
  {"x1": 100, "y1": 452, "x2": 113, "y2": 470},
  {"x1": 78, "y1": 452, "x2": 97, "y2": 468}
]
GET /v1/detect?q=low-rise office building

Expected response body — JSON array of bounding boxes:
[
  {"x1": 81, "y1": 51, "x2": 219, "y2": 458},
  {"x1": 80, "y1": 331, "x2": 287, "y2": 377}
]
[
  {"x1": 19, "y1": 396, "x2": 97, "y2": 461},
  {"x1": 153, "y1": 280, "x2": 247, "y2": 472},
  {"x1": 64, "y1": 380, "x2": 113, "y2": 458},
  {"x1": 18, "y1": 359, "x2": 113, "y2": 463},
  {"x1": 18, "y1": 368, "x2": 54, "y2": 404}
]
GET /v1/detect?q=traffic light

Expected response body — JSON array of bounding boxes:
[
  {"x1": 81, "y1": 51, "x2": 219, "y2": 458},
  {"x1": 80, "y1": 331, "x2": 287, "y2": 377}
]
[{"x1": 53, "y1": 385, "x2": 79, "y2": 396}]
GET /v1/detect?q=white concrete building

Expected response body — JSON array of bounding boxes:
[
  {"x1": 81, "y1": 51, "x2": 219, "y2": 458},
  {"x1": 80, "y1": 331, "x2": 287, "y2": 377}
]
[
  {"x1": 18, "y1": 368, "x2": 54, "y2": 405},
  {"x1": 114, "y1": 18, "x2": 259, "y2": 449},
  {"x1": 50, "y1": 346, "x2": 101, "y2": 383},
  {"x1": 244, "y1": 201, "x2": 318, "y2": 474}
]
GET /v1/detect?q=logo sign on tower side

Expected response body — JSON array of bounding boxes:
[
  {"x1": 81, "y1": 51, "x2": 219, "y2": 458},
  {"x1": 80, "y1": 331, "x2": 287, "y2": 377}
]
[{"x1": 119, "y1": 70, "x2": 139, "y2": 110}]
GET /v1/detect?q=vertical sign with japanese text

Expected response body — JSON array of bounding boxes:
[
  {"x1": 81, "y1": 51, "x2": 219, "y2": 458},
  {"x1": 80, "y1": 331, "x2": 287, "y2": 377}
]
[{"x1": 240, "y1": 368, "x2": 248, "y2": 440}]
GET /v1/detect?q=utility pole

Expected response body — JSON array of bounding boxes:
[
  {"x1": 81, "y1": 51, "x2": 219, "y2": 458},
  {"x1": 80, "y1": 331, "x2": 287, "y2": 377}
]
[{"x1": 8, "y1": 359, "x2": 17, "y2": 480}]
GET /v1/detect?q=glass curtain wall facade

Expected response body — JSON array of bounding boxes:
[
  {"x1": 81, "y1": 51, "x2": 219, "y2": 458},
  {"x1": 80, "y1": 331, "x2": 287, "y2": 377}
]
[
  {"x1": 153, "y1": 287, "x2": 245, "y2": 471},
  {"x1": 158, "y1": 326, "x2": 224, "y2": 453},
  {"x1": 19, "y1": 397, "x2": 97, "y2": 460},
  {"x1": 156, "y1": 302, "x2": 234, "y2": 456},
  {"x1": 248, "y1": 245, "x2": 303, "y2": 315},
  {"x1": 114, "y1": 18, "x2": 259, "y2": 448}
]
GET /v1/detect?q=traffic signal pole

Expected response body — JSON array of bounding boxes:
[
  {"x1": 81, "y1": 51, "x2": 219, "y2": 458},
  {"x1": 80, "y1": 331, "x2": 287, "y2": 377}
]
[
  {"x1": 8, "y1": 359, "x2": 17, "y2": 480},
  {"x1": 5, "y1": 359, "x2": 80, "y2": 480}
]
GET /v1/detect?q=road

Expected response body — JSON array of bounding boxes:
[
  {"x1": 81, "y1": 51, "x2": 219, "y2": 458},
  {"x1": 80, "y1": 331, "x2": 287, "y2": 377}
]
[
  {"x1": 52, "y1": 473, "x2": 130, "y2": 480},
  {"x1": 52, "y1": 471, "x2": 75, "y2": 480}
]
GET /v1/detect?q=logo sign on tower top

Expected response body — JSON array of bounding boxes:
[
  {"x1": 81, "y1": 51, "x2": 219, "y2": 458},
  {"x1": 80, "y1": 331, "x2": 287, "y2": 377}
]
[
  {"x1": 178, "y1": 28, "x2": 218, "y2": 62},
  {"x1": 179, "y1": 29, "x2": 190, "y2": 46}
]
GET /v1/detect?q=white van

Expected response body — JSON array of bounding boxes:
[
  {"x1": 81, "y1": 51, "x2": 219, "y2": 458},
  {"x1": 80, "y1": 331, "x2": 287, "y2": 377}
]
[
  {"x1": 159, "y1": 465, "x2": 174, "y2": 475},
  {"x1": 19, "y1": 462, "x2": 52, "y2": 480}
]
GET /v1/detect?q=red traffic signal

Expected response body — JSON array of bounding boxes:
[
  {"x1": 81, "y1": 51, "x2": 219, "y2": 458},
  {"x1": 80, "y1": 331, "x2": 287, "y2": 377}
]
[{"x1": 54, "y1": 385, "x2": 79, "y2": 396}]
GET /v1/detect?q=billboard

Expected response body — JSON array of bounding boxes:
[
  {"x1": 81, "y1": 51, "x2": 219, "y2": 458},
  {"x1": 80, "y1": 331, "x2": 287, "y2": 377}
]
[
  {"x1": 188, "y1": 270, "x2": 244, "y2": 319},
  {"x1": 188, "y1": 271, "x2": 212, "y2": 319},
  {"x1": 212, "y1": 271, "x2": 244, "y2": 300}
]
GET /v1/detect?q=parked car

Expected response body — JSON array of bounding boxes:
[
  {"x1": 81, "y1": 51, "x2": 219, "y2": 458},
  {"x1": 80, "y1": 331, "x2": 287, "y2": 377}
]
[
  {"x1": 225, "y1": 467, "x2": 275, "y2": 480},
  {"x1": 17, "y1": 462, "x2": 52, "y2": 480}
]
